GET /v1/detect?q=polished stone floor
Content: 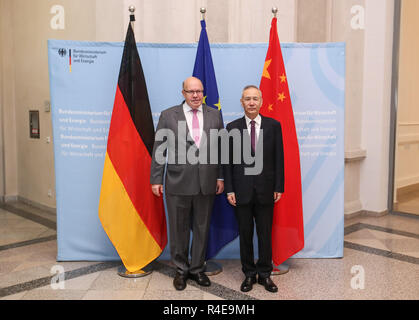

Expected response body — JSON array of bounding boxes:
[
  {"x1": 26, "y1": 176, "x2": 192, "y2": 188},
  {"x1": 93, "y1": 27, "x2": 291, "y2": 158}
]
[
  {"x1": 394, "y1": 186, "x2": 419, "y2": 216},
  {"x1": 0, "y1": 201, "x2": 418, "y2": 300}
]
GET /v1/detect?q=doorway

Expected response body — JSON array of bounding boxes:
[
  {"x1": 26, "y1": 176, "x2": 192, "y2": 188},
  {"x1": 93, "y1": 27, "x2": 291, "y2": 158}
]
[{"x1": 390, "y1": 0, "x2": 419, "y2": 216}]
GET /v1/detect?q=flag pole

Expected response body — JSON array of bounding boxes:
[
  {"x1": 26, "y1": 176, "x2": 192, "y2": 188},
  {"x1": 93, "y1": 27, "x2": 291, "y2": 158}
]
[
  {"x1": 195, "y1": 7, "x2": 223, "y2": 276},
  {"x1": 272, "y1": 6, "x2": 278, "y2": 18},
  {"x1": 116, "y1": 5, "x2": 153, "y2": 279},
  {"x1": 129, "y1": 5, "x2": 136, "y2": 28},
  {"x1": 269, "y1": 6, "x2": 290, "y2": 276},
  {"x1": 200, "y1": 7, "x2": 206, "y2": 20}
]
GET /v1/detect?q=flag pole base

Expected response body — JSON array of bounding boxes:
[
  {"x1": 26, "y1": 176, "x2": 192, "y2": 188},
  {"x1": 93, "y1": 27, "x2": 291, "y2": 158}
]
[
  {"x1": 204, "y1": 260, "x2": 223, "y2": 276},
  {"x1": 117, "y1": 264, "x2": 152, "y2": 278},
  {"x1": 271, "y1": 261, "x2": 290, "y2": 275}
]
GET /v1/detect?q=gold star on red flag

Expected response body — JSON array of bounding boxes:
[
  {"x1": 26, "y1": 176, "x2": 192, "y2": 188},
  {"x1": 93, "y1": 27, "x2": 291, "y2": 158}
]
[
  {"x1": 277, "y1": 92, "x2": 286, "y2": 102},
  {"x1": 280, "y1": 73, "x2": 287, "y2": 83},
  {"x1": 262, "y1": 59, "x2": 272, "y2": 80}
]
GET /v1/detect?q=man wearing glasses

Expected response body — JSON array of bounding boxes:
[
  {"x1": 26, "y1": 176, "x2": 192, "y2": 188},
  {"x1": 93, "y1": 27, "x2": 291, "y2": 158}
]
[{"x1": 150, "y1": 77, "x2": 224, "y2": 291}]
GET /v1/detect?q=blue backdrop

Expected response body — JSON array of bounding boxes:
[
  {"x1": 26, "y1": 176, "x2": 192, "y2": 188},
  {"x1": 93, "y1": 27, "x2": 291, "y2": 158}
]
[{"x1": 47, "y1": 41, "x2": 345, "y2": 262}]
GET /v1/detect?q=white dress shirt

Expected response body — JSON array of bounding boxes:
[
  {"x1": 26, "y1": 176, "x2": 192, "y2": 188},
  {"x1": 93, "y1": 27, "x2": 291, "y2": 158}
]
[
  {"x1": 183, "y1": 103, "x2": 203, "y2": 146},
  {"x1": 227, "y1": 114, "x2": 261, "y2": 196},
  {"x1": 244, "y1": 114, "x2": 261, "y2": 141},
  {"x1": 182, "y1": 103, "x2": 223, "y2": 182}
]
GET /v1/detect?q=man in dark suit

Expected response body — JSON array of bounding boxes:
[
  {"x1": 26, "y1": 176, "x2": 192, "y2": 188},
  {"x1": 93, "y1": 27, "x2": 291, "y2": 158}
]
[
  {"x1": 224, "y1": 85, "x2": 284, "y2": 293},
  {"x1": 150, "y1": 77, "x2": 224, "y2": 291}
]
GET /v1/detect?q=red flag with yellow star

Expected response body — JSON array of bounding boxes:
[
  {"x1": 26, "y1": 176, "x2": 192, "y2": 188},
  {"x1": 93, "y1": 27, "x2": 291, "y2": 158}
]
[{"x1": 259, "y1": 17, "x2": 304, "y2": 266}]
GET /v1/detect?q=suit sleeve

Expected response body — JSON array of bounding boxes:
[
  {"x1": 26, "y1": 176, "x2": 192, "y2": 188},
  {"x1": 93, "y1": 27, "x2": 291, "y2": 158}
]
[
  {"x1": 150, "y1": 112, "x2": 167, "y2": 185},
  {"x1": 275, "y1": 121, "x2": 285, "y2": 193}
]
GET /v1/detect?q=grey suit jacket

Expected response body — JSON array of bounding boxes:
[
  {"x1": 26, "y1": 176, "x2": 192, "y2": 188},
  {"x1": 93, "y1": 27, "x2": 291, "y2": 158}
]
[{"x1": 150, "y1": 103, "x2": 224, "y2": 196}]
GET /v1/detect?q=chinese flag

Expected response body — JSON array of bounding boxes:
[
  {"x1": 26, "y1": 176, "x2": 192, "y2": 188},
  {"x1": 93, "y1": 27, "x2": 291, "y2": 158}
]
[
  {"x1": 259, "y1": 17, "x2": 304, "y2": 266},
  {"x1": 98, "y1": 23, "x2": 167, "y2": 272}
]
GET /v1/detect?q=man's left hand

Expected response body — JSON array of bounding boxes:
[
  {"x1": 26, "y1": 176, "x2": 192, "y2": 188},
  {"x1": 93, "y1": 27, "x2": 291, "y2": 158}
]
[{"x1": 274, "y1": 192, "x2": 282, "y2": 203}]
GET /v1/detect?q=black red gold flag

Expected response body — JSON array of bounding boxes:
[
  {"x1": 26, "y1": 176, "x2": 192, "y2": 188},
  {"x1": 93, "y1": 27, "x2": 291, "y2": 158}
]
[{"x1": 99, "y1": 23, "x2": 167, "y2": 272}]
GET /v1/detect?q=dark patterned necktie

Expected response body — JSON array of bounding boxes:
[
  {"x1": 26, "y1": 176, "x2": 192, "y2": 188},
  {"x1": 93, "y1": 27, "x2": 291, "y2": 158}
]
[{"x1": 251, "y1": 120, "x2": 256, "y2": 155}]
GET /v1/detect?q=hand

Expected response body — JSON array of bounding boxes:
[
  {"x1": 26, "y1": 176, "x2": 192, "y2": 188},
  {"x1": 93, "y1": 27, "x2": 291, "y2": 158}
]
[
  {"x1": 216, "y1": 180, "x2": 224, "y2": 195},
  {"x1": 227, "y1": 193, "x2": 236, "y2": 206},
  {"x1": 151, "y1": 184, "x2": 163, "y2": 197},
  {"x1": 274, "y1": 192, "x2": 282, "y2": 203}
]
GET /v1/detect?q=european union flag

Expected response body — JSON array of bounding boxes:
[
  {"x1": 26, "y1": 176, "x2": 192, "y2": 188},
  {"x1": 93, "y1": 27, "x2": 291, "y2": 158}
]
[{"x1": 193, "y1": 20, "x2": 239, "y2": 260}]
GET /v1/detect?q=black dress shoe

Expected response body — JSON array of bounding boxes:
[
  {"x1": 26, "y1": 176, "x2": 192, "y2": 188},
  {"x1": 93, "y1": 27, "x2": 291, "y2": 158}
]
[
  {"x1": 240, "y1": 276, "x2": 257, "y2": 292},
  {"x1": 189, "y1": 272, "x2": 211, "y2": 287},
  {"x1": 258, "y1": 276, "x2": 278, "y2": 293},
  {"x1": 173, "y1": 272, "x2": 188, "y2": 291}
]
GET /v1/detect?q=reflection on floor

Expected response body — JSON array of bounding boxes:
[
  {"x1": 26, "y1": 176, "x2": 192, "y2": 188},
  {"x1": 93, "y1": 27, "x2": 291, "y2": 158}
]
[
  {"x1": 395, "y1": 185, "x2": 419, "y2": 216},
  {"x1": 0, "y1": 201, "x2": 418, "y2": 300}
]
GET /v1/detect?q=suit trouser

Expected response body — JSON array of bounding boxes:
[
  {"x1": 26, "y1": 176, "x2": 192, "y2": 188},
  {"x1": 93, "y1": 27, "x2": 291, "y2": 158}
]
[
  {"x1": 165, "y1": 192, "x2": 215, "y2": 275},
  {"x1": 235, "y1": 192, "x2": 274, "y2": 279}
]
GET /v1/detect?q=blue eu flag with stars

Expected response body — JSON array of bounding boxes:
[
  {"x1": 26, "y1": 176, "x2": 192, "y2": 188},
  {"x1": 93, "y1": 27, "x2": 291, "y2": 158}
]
[{"x1": 193, "y1": 19, "x2": 239, "y2": 260}]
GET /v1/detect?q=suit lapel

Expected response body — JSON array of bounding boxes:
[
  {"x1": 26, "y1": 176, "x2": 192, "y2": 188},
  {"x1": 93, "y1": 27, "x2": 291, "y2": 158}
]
[
  {"x1": 199, "y1": 104, "x2": 212, "y2": 149},
  {"x1": 259, "y1": 115, "x2": 266, "y2": 131},
  {"x1": 243, "y1": 115, "x2": 264, "y2": 153},
  {"x1": 257, "y1": 115, "x2": 265, "y2": 151},
  {"x1": 239, "y1": 116, "x2": 247, "y2": 132},
  {"x1": 174, "y1": 103, "x2": 187, "y2": 122},
  {"x1": 178, "y1": 102, "x2": 208, "y2": 148},
  {"x1": 174, "y1": 103, "x2": 194, "y2": 147},
  {"x1": 239, "y1": 117, "x2": 250, "y2": 157},
  {"x1": 202, "y1": 104, "x2": 210, "y2": 135}
]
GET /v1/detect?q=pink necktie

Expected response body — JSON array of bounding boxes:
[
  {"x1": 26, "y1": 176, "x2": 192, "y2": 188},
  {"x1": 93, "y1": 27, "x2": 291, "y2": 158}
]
[{"x1": 192, "y1": 109, "x2": 200, "y2": 147}]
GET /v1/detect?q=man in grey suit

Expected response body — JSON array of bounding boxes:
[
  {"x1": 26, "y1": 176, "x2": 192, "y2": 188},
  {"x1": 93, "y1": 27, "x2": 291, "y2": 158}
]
[{"x1": 150, "y1": 77, "x2": 224, "y2": 291}]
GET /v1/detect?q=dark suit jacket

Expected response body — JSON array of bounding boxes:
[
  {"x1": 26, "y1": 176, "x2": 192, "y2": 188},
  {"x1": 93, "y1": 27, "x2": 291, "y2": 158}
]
[
  {"x1": 150, "y1": 103, "x2": 224, "y2": 196},
  {"x1": 224, "y1": 115, "x2": 284, "y2": 205}
]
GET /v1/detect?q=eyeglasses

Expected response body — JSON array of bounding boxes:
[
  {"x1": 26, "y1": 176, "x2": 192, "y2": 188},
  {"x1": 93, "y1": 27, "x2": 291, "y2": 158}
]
[{"x1": 184, "y1": 90, "x2": 204, "y2": 95}]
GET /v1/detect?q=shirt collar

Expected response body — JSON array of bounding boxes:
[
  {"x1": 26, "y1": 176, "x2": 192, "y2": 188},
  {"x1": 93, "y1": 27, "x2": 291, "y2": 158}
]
[
  {"x1": 245, "y1": 114, "x2": 261, "y2": 126},
  {"x1": 183, "y1": 102, "x2": 203, "y2": 113}
]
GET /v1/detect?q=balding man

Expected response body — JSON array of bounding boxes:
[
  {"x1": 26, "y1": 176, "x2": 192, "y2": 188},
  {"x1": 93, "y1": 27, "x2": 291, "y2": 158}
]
[{"x1": 150, "y1": 77, "x2": 224, "y2": 290}]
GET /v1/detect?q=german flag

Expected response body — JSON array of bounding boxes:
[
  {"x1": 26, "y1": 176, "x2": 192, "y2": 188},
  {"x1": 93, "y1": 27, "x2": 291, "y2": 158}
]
[{"x1": 99, "y1": 23, "x2": 167, "y2": 272}]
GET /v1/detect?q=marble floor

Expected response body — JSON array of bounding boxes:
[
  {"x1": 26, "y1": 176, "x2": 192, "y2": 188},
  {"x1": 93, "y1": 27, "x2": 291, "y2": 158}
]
[
  {"x1": 0, "y1": 201, "x2": 418, "y2": 301},
  {"x1": 394, "y1": 186, "x2": 419, "y2": 216}
]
